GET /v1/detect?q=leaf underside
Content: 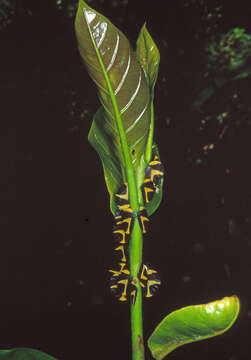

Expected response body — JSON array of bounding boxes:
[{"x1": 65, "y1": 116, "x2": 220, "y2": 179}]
[
  {"x1": 148, "y1": 296, "x2": 240, "y2": 360},
  {"x1": 0, "y1": 348, "x2": 56, "y2": 360}
]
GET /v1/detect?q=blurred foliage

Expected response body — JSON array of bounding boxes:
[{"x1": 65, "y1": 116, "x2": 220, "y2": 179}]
[
  {"x1": 189, "y1": 24, "x2": 251, "y2": 167},
  {"x1": 55, "y1": 0, "x2": 77, "y2": 18},
  {"x1": 183, "y1": 0, "x2": 223, "y2": 38},
  {"x1": 0, "y1": 0, "x2": 14, "y2": 28},
  {"x1": 206, "y1": 28, "x2": 251, "y2": 73}
]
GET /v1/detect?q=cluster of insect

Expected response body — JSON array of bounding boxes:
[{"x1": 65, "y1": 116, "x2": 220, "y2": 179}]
[{"x1": 109, "y1": 156, "x2": 164, "y2": 304}]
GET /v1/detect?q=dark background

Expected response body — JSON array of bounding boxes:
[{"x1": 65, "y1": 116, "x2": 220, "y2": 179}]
[{"x1": 1, "y1": 0, "x2": 251, "y2": 359}]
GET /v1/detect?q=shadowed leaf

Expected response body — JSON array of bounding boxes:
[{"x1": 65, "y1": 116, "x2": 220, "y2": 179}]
[{"x1": 0, "y1": 348, "x2": 56, "y2": 360}]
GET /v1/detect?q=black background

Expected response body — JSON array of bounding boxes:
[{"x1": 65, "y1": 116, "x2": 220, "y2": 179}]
[{"x1": 1, "y1": 0, "x2": 251, "y2": 359}]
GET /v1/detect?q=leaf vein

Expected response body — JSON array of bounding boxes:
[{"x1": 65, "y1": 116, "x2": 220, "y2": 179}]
[
  {"x1": 130, "y1": 131, "x2": 147, "y2": 149},
  {"x1": 114, "y1": 53, "x2": 131, "y2": 95},
  {"x1": 120, "y1": 71, "x2": 142, "y2": 114},
  {"x1": 107, "y1": 34, "x2": 120, "y2": 72},
  {"x1": 125, "y1": 102, "x2": 148, "y2": 134}
]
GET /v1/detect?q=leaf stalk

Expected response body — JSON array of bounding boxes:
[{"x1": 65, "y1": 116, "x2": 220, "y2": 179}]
[{"x1": 130, "y1": 220, "x2": 145, "y2": 360}]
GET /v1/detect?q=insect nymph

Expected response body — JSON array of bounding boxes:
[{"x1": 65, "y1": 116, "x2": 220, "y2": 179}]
[{"x1": 109, "y1": 156, "x2": 164, "y2": 303}]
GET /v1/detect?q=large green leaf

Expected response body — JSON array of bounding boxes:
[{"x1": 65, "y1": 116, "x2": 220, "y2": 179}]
[
  {"x1": 0, "y1": 348, "x2": 56, "y2": 360},
  {"x1": 148, "y1": 296, "x2": 240, "y2": 360},
  {"x1": 75, "y1": 0, "x2": 152, "y2": 209}
]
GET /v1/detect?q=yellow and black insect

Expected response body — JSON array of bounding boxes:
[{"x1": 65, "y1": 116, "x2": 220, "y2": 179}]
[
  {"x1": 114, "y1": 183, "x2": 149, "y2": 234},
  {"x1": 139, "y1": 264, "x2": 161, "y2": 298},
  {"x1": 109, "y1": 262, "x2": 161, "y2": 302},
  {"x1": 109, "y1": 183, "x2": 161, "y2": 303},
  {"x1": 141, "y1": 155, "x2": 164, "y2": 205}
]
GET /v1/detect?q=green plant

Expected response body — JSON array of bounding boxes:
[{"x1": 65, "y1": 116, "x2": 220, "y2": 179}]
[
  {"x1": 192, "y1": 27, "x2": 251, "y2": 111},
  {"x1": 74, "y1": 1, "x2": 240, "y2": 360},
  {"x1": 0, "y1": 2, "x2": 240, "y2": 359},
  {"x1": 206, "y1": 28, "x2": 251, "y2": 72},
  {"x1": 0, "y1": 348, "x2": 56, "y2": 359}
]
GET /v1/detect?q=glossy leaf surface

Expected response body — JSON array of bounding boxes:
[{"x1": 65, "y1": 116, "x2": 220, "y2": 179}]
[
  {"x1": 0, "y1": 348, "x2": 56, "y2": 360},
  {"x1": 148, "y1": 296, "x2": 240, "y2": 360},
  {"x1": 75, "y1": 0, "x2": 151, "y2": 209}
]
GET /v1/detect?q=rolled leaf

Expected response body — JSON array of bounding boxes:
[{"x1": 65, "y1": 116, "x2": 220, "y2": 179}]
[
  {"x1": 75, "y1": 0, "x2": 151, "y2": 210},
  {"x1": 135, "y1": 24, "x2": 164, "y2": 217},
  {"x1": 148, "y1": 296, "x2": 240, "y2": 360},
  {"x1": 0, "y1": 348, "x2": 56, "y2": 360},
  {"x1": 136, "y1": 23, "x2": 160, "y2": 164},
  {"x1": 136, "y1": 23, "x2": 160, "y2": 93}
]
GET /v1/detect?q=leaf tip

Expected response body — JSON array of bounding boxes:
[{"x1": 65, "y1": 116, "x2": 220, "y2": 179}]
[{"x1": 147, "y1": 295, "x2": 240, "y2": 360}]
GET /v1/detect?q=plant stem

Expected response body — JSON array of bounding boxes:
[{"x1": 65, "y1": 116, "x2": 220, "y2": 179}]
[
  {"x1": 95, "y1": 31, "x2": 145, "y2": 358},
  {"x1": 145, "y1": 101, "x2": 154, "y2": 164},
  {"x1": 84, "y1": 4, "x2": 146, "y2": 358},
  {"x1": 131, "y1": 288, "x2": 145, "y2": 360},
  {"x1": 130, "y1": 220, "x2": 145, "y2": 360},
  {"x1": 91, "y1": 18, "x2": 145, "y2": 357}
]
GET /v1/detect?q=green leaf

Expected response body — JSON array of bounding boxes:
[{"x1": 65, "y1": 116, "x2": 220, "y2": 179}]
[
  {"x1": 0, "y1": 348, "x2": 56, "y2": 360},
  {"x1": 136, "y1": 23, "x2": 159, "y2": 164},
  {"x1": 232, "y1": 66, "x2": 251, "y2": 80},
  {"x1": 75, "y1": 0, "x2": 151, "y2": 210},
  {"x1": 136, "y1": 23, "x2": 160, "y2": 93},
  {"x1": 135, "y1": 24, "x2": 164, "y2": 215},
  {"x1": 88, "y1": 106, "x2": 124, "y2": 215},
  {"x1": 148, "y1": 295, "x2": 240, "y2": 360}
]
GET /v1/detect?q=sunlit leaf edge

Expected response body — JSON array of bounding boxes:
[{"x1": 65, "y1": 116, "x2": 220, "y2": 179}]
[{"x1": 148, "y1": 295, "x2": 240, "y2": 360}]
